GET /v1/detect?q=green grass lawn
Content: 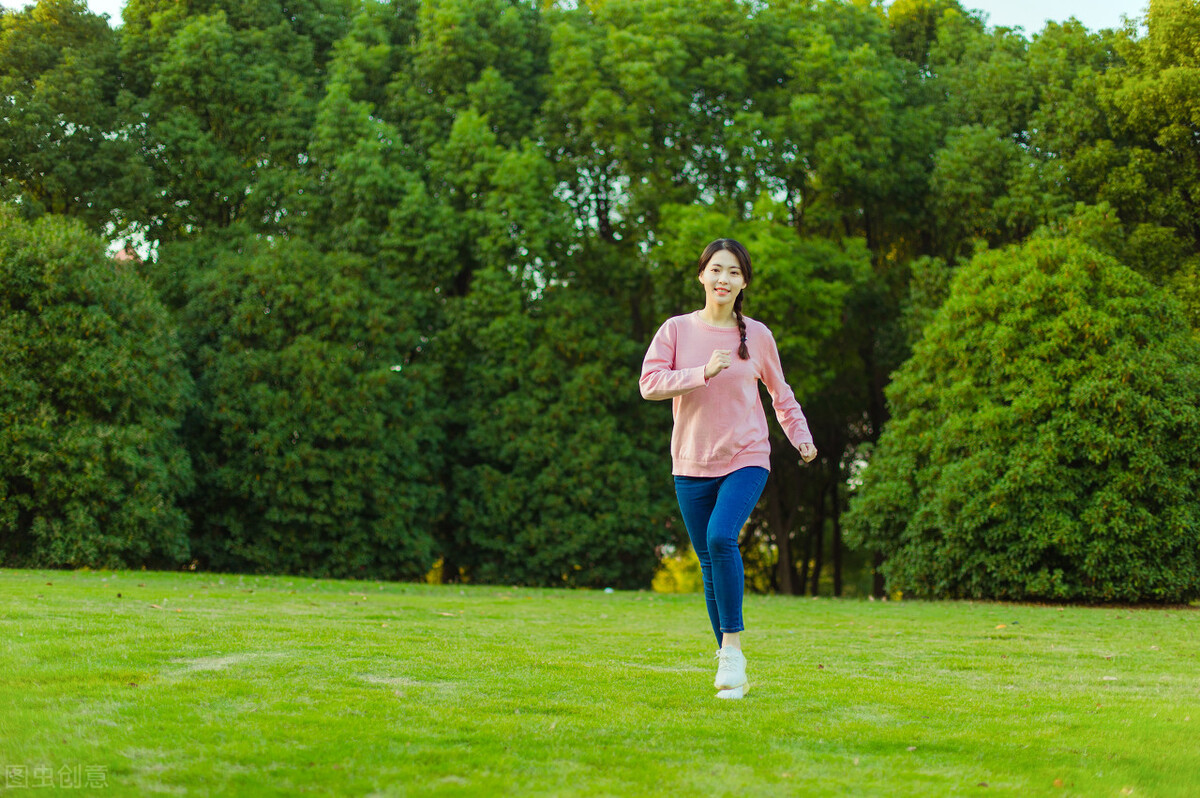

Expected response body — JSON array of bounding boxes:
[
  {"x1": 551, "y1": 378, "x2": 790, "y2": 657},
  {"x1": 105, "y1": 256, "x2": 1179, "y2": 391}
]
[{"x1": 1, "y1": 568, "x2": 1197, "y2": 797}]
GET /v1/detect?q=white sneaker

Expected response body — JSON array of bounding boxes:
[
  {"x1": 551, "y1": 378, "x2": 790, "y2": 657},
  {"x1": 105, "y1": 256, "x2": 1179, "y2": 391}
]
[
  {"x1": 716, "y1": 684, "x2": 747, "y2": 699},
  {"x1": 714, "y1": 645, "x2": 747, "y2": 691}
]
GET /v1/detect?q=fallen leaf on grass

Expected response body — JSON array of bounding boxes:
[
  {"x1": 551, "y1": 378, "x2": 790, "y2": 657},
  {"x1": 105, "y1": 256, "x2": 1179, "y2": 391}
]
[
  {"x1": 1053, "y1": 778, "x2": 1064, "y2": 788},
  {"x1": 995, "y1": 624, "x2": 1006, "y2": 629},
  {"x1": 1102, "y1": 676, "x2": 1118, "y2": 681},
  {"x1": 907, "y1": 746, "x2": 916, "y2": 751},
  {"x1": 150, "y1": 604, "x2": 162, "y2": 609},
  {"x1": 978, "y1": 783, "x2": 989, "y2": 788}
]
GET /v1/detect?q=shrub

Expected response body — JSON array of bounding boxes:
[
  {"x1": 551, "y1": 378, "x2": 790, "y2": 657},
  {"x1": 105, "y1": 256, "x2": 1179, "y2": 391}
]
[
  {"x1": 177, "y1": 234, "x2": 441, "y2": 580},
  {"x1": 0, "y1": 211, "x2": 193, "y2": 568},
  {"x1": 845, "y1": 233, "x2": 1200, "y2": 602}
]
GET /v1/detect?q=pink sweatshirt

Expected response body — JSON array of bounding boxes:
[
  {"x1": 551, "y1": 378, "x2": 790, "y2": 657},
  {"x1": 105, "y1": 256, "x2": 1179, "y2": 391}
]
[{"x1": 639, "y1": 311, "x2": 814, "y2": 477}]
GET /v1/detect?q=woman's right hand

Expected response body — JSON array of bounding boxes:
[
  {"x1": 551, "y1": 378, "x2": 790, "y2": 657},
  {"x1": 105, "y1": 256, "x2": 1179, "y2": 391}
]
[{"x1": 704, "y1": 349, "x2": 732, "y2": 379}]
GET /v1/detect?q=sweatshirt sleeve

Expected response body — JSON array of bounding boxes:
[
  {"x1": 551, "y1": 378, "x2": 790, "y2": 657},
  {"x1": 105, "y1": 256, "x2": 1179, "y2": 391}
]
[
  {"x1": 759, "y1": 326, "x2": 814, "y2": 448},
  {"x1": 639, "y1": 319, "x2": 708, "y2": 401}
]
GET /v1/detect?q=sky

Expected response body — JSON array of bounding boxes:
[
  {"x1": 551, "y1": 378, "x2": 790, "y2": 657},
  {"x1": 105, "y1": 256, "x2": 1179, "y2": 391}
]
[
  {"x1": 0, "y1": 0, "x2": 1152, "y2": 35},
  {"x1": 953, "y1": 0, "x2": 1146, "y2": 33}
]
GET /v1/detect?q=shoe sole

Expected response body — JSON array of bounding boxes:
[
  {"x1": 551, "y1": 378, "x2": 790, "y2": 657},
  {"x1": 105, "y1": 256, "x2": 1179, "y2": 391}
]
[{"x1": 715, "y1": 682, "x2": 749, "y2": 699}]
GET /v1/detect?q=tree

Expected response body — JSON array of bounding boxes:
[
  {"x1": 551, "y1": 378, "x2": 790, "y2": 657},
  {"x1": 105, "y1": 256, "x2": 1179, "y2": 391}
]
[
  {"x1": 116, "y1": 0, "x2": 354, "y2": 241},
  {"x1": 886, "y1": 0, "x2": 972, "y2": 69},
  {"x1": 845, "y1": 228, "x2": 1200, "y2": 602},
  {"x1": 438, "y1": 263, "x2": 677, "y2": 588},
  {"x1": 385, "y1": 0, "x2": 549, "y2": 154},
  {"x1": 0, "y1": 209, "x2": 194, "y2": 568},
  {"x1": 422, "y1": 102, "x2": 679, "y2": 588},
  {"x1": 0, "y1": 0, "x2": 138, "y2": 232},
  {"x1": 928, "y1": 125, "x2": 1061, "y2": 261},
  {"x1": 1099, "y1": 0, "x2": 1200, "y2": 256},
  {"x1": 177, "y1": 232, "x2": 442, "y2": 580},
  {"x1": 8, "y1": 0, "x2": 1198, "y2": 597}
]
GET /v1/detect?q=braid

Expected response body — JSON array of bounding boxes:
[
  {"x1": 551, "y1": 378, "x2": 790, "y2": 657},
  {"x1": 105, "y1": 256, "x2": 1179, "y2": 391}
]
[{"x1": 734, "y1": 293, "x2": 749, "y2": 360}]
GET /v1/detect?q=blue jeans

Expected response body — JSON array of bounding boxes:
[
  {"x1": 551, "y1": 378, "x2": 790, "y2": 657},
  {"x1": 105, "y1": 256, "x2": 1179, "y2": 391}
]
[{"x1": 673, "y1": 466, "x2": 769, "y2": 648}]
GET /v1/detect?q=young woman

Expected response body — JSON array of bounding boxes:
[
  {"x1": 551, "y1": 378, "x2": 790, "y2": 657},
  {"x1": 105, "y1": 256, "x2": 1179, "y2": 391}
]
[{"x1": 639, "y1": 238, "x2": 817, "y2": 699}]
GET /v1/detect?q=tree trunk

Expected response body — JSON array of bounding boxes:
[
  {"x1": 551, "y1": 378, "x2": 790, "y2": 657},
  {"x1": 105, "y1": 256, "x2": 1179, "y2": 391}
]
[
  {"x1": 766, "y1": 473, "x2": 795, "y2": 595},
  {"x1": 873, "y1": 551, "x2": 886, "y2": 598},
  {"x1": 797, "y1": 509, "x2": 812, "y2": 596},
  {"x1": 809, "y1": 477, "x2": 826, "y2": 596},
  {"x1": 831, "y1": 475, "x2": 843, "y2": 597}
]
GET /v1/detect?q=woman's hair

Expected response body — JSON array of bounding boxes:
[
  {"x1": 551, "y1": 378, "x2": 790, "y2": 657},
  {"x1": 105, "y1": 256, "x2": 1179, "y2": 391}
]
[{"x1": 696, "y1": 238, "x2": 752, "y2": 360}]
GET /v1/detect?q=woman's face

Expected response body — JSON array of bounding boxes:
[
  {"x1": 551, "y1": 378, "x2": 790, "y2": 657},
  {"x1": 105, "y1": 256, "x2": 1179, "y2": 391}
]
[{"x1": 698, "y1": 249, "x2": 746, "y2": 307}]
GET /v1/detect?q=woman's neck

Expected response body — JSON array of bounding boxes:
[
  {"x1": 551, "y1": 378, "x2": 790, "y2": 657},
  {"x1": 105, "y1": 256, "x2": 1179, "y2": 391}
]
[{"x1": 698, "y1": 303, "x2": 737, "y2": 327}]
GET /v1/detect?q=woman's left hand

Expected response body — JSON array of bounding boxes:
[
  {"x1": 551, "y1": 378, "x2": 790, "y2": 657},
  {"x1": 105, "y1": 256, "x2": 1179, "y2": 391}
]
[{"x1": 799, "y1": 443, "x2": 818, "y2": 463}]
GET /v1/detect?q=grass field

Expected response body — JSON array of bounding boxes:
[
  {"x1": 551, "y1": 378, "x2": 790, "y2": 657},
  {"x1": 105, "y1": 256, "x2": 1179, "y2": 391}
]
[{"x1": 1, "y1": 568, "x2": 1198, "y2": 797}]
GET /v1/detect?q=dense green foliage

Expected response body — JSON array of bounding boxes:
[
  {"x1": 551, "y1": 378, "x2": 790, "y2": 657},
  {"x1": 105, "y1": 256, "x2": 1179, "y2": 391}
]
[
  {"x1": 0, "y1": 0, "x2": 132, "y2": 229},
  {"x1": 0, "y1": 210, "x2": 193, "y2": 567},
  {"x1": 2, "y1": 0, "x2": 1199, "y2": 599},
  {"x1": 845, "y1": 231, "x2": 1200, "y2": 601},
  {"x1": 175, "y1": 233, "x2": 443, "y2": 579},
  {"x1": 438, "y1": 268, "x2": 674, "y2": 588}
]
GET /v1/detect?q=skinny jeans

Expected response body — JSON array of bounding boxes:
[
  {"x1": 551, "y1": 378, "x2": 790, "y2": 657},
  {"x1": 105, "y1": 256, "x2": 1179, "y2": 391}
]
[{"x1": 673, "y1": 466, "x2": 769, "y2": 648}]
